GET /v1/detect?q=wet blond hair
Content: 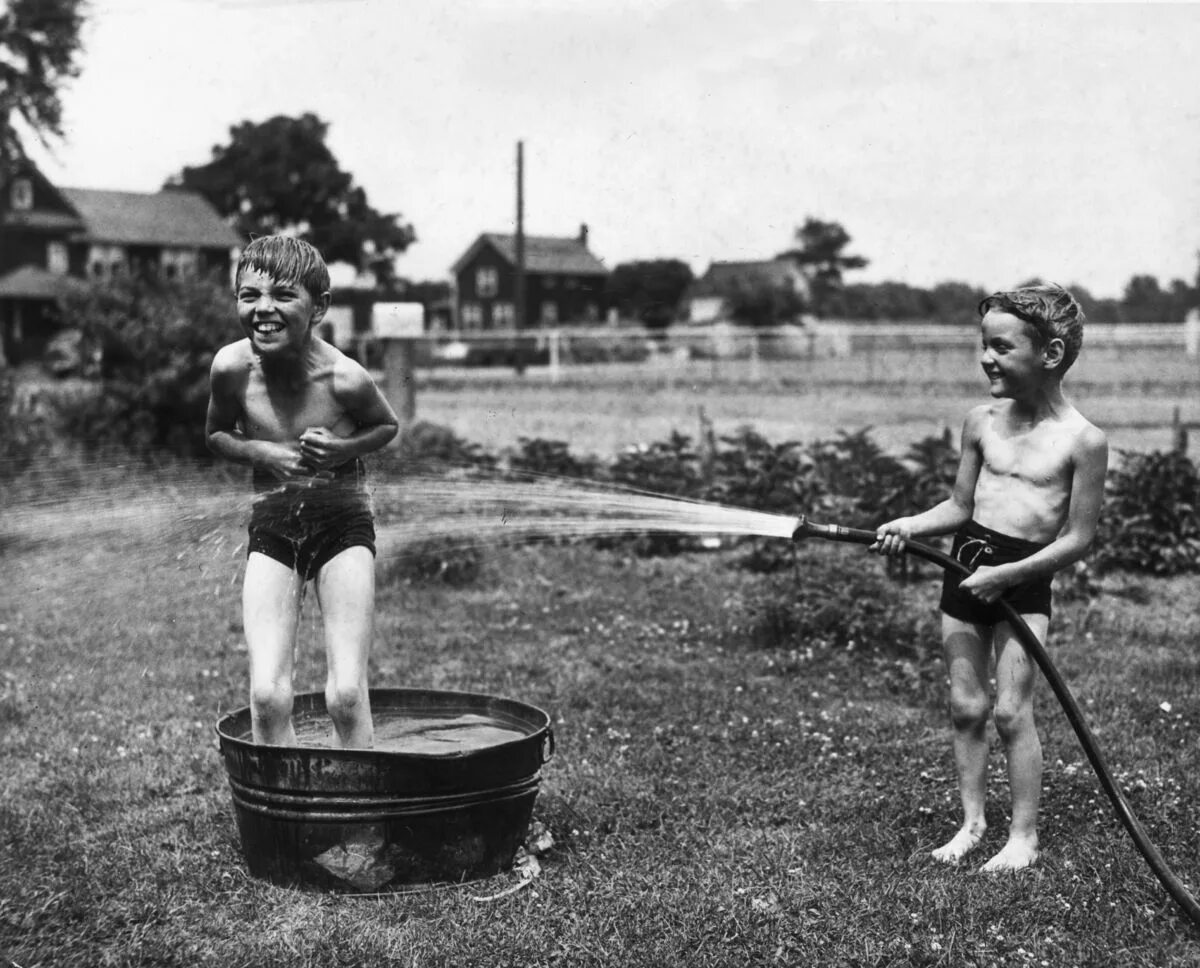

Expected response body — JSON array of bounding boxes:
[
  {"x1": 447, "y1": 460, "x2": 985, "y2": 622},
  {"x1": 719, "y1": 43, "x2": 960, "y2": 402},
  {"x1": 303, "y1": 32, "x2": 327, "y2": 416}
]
[
  {"x1": 979, "y1": 283, "x2": 1085, "y2": 372},
  {"x1": 235, "y1": 236, "x2": 330, "y2": 302}
]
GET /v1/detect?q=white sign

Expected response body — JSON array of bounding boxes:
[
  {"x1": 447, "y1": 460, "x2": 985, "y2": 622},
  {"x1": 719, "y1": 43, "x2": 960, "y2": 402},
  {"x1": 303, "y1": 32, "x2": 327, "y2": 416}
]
[{"x1": 372, "y1": 302, "x2": 425, "y2": 338}]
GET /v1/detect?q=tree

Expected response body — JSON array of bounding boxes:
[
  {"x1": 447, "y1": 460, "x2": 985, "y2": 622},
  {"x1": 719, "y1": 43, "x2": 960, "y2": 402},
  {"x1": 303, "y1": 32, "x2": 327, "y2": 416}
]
[
  {"x1": 0, "y1": 0, "x2": 86, "y2": 172},
  {"x1": 776, "y1": 217, "x2": 868, "y2": 317},
  {"x1": 723, "y1": 270, "x2": 806, "y2": 328},
  {"x1": 1122, "y1": 274, "x2": 1171, "y2": 323},
  {"x1": 605, "y1": 259, "x2": 694, "y2": 329},
  {"x1": 165, "y1": 113, "x2": 416, "y2": 284}
]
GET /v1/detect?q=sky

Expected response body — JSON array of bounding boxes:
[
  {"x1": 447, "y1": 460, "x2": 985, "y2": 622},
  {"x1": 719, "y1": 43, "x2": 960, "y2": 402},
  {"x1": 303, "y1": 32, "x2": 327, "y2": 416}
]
[{"x1": 20, "y1": 0, "x2": 1200, "y2": 298}]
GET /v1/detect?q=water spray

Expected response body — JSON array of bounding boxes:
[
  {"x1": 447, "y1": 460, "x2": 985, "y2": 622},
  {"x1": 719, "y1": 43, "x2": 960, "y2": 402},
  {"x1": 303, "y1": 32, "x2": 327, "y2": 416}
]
[{"x1": 791, "y1": 515, "x2": 1200, "y2": 927}]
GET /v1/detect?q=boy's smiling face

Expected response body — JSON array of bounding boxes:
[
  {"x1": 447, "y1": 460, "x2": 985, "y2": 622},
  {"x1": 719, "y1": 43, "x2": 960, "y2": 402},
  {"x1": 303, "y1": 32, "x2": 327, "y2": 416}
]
[
  {"x1": 236, "y1": 267, "x2": 328, "y2": 359},
  {"x1": 979, "y1": 309, "x2": 1048, "y2": 398}
]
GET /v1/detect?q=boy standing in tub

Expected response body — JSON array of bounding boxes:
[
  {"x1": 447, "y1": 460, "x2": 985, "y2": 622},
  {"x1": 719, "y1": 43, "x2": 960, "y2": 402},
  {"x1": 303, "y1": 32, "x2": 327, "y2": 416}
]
[
  {"x1": 207, "y1": 236, "x2": 399, "y2": 749},
  {"x1": 872, "y1": 284, "x2": 1108, "y2": 872}
]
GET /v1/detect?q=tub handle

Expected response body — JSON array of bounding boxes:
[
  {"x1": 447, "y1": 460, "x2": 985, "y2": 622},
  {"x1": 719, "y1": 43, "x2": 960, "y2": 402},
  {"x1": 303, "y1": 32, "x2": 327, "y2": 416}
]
[{"x1": 541, "y1": 729, "x2": 556, "y2": 764}]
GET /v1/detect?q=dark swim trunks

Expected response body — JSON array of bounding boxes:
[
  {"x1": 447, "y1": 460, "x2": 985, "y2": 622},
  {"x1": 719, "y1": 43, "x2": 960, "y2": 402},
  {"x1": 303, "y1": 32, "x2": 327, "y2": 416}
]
[
  {"x1": 247, "y1": 459, "x2": 375, "y2": 580},
  {"x1": 939, "y1": 520, "x2": 1052, "y2": 625}
]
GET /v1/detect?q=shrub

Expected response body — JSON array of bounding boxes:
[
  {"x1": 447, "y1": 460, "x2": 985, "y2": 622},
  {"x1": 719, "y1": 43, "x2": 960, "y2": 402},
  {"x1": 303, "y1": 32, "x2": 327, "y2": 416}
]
[
  {"x1": 379, "y1": 420, "x2": 498, "y2": 476},
  {"x1": 0, "y1": 368, "x2": 54, "y2": 481},
  {"x1": 52, "y1": 273, "x2": 237, "y2": 458},
  {"x1": 1094, "y1": 450, "x2": 1200, "y2": 575},
  {"x1": 506, "y1": 437, "x2": 600, "y2": 481}
]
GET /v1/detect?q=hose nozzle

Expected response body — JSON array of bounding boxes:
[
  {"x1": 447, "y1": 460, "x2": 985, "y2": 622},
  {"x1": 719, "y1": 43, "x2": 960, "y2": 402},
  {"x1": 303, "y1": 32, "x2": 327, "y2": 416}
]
[{"x1": 791, "y1": 515, "x2": 876, "y2": 547}]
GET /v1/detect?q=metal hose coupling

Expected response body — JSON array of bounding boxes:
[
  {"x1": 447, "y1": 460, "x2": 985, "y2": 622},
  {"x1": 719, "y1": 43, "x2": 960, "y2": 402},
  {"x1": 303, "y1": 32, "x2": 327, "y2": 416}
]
[{"x1": 791, "y1": 516, "x2": 875, "y2": 546}]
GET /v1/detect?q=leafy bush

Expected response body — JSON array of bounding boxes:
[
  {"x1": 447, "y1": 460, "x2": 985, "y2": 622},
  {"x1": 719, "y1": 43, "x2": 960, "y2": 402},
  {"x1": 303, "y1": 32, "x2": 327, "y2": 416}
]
[
  {"x1": 506, "y1": 437, "x2": 600, "y2": 481},
  {"x1": 380, "y1": 420, "x2": 497, "y2": 474},
  {"x1": 1094, "y1": 450, "x2": 1200, "y2": 575},
  {"x1": 52, "y1": 273, "x2": 237, "y2": 457},
  {"x1": 0, "y1": 369, "x2": 54, "y2": 480}
]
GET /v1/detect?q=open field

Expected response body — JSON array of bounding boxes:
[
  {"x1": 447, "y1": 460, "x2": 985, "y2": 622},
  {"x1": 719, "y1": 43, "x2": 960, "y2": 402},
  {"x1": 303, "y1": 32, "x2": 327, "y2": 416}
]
[
  {"x1": 410, "y1": 345, "x2": 1200, "y2": 458},
  {"x1": 2, "y1": 470, "x2": 1199, "y2": 966}
]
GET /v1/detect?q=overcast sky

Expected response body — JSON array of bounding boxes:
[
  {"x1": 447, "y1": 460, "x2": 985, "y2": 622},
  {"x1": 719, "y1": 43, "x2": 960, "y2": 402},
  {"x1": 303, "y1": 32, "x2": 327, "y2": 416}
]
[{"x1": 22, "y1": 0, "x2": 1200, "y2": 297}]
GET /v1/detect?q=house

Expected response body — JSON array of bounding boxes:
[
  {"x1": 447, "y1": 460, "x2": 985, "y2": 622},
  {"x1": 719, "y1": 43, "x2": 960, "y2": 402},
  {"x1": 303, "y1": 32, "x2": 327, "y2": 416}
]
[
  {"x1": 0, "y1": 163, "x2": 241, "y2": 364},
  {"x1": 450, "y1": 225, "x2": 608, "y2": 330},
  {"x1": 685, "y1": 257, "x2": 809, "y2": 325}
]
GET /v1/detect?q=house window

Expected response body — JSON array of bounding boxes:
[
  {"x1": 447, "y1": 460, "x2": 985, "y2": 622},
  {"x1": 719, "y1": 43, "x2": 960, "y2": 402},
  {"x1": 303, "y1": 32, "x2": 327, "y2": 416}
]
[
  {"x1": 10, "y1": 178, "x2": 33, "y2": 211},
  {"x1": 492, "y1": 301, "x2": 515, "y2": 328},
  {"x1": 88, "y1": 244, "x2": 127, "y2": 279},
  {"x1": 540, "y1": 301, "x2": 559, "y2": 325},
  {"x1": 476, "y1": 266, "x2": 498, "y2": 298},
  {"x1": 460, "y1": 302, "x2": 483, "y2": 329},
  {"x1": 46, "y1": 241, "x2": 69, "y2": 275},
  {"x1": 161, "y1": 247, "x2": 199, "y2": 279}
]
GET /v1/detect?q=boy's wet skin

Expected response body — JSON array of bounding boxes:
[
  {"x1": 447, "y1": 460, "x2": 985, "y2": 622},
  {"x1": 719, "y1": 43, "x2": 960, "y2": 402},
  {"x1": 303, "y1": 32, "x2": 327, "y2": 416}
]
[
  {"x1": 207, "y1": 237, "x2": 400, "y2": 750},
  {"x1": 872, "y1": 286, "x2": 1108, "y2": 874}
]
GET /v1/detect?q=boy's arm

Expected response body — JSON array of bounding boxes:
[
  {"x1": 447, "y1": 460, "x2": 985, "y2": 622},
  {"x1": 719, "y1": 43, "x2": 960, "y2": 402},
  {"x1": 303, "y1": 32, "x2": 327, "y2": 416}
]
[
  {"x1": 297, "y1": 361, "x2": 400, "y2": 471},
  {"x1": 872, "y1": 407, "x2": 985, "y2": 555},
  {"x1": 205, "y1": 350, "x2": 310, "y2": 479},
  {"x1": 962, "y1": 424, "x2": 1108, "y2": 599}
]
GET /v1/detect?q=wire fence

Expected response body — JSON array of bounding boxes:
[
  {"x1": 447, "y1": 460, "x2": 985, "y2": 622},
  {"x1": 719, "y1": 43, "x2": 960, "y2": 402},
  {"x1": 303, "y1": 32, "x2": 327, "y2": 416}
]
[{"x1": 358, "y1": 321, "x2": 1200, "y2": 391}]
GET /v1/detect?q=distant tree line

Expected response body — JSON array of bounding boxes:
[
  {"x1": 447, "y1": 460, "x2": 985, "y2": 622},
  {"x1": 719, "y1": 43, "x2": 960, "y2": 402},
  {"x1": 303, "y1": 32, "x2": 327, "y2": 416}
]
[{"x1": 605, "y1": 218, "x2": 1200, "y2": 327}]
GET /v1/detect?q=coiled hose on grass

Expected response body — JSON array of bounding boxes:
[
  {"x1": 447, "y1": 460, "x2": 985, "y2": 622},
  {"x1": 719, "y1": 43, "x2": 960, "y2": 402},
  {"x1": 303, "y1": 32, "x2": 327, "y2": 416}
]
[{"x1": 791, "y1": 516, "x2": 1200, "y2": 928}]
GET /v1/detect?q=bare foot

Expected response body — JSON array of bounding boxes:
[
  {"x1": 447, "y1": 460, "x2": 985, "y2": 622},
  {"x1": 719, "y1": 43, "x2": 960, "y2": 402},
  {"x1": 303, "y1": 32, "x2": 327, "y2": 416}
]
[
  {"x1": 980, "y1": 835, "x2": 1039, "y2": 873},
  {"x1": 931, "y1": 824, "x2": 986, "y2": 864}
]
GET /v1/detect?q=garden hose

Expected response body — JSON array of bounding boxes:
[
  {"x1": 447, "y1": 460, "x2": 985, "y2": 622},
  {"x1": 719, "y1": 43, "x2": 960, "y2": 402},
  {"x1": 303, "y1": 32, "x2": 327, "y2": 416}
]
[{"x1": 791, "y1": 516, "x2": 1200, "y2": 928}]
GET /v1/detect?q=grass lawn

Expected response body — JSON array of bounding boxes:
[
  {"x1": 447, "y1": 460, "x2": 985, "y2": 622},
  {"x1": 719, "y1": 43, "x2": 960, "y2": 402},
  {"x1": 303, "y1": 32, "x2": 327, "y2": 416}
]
[{"x1": 2, "y1": 466, "x2": 1199, "y2": 967}]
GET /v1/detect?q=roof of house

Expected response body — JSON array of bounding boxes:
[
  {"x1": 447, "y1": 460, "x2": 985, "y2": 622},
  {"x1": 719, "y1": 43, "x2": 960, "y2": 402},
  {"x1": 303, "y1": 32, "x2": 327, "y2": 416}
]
[
  {"x1": 690, "y1": 258, "x2": 802, "y2": 296},
  {"x1": 0, "y1": 265, "x2": 86, "y2": 300},
  {"x1": 452, "y1": 232, "x2": 608, "y2": 276},
  {"x1": 59, "y1": 188, "x2": 241, "y2": 249}
]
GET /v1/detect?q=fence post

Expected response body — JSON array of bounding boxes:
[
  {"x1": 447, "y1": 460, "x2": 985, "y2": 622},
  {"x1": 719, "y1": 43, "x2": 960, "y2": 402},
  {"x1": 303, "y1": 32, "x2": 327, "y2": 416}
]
[
  {"x1": 1172, "y1": 406, "x2": 1188, "y2": 454},
  {"x1": 381, "y1": 337, "x2": 417, "y2": 429},
  {"x1": 549, "y1": 329, "x2": 561, "y2": 384}
]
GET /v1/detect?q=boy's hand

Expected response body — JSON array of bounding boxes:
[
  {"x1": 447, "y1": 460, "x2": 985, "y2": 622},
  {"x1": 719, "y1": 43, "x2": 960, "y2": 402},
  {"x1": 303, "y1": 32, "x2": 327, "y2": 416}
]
[
  {"x1": 871, "y1": 517, "x2": 915, "y2": 556},
  {"x1": 299, "y1": 426, "x2": 350, "y2": 472},
  {"x1": 958, "y1": 564, "x2": 1013, "y2": 603},
  {"x1": 256, "y1": 440, "x2": 312, "y2": 480}
]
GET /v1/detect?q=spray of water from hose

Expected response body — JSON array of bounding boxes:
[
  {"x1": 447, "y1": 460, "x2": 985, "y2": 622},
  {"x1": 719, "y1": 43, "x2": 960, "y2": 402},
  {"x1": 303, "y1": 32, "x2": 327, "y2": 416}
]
[{"x1": 791, "y1": 515, "x2": 1200, "y2": 928}]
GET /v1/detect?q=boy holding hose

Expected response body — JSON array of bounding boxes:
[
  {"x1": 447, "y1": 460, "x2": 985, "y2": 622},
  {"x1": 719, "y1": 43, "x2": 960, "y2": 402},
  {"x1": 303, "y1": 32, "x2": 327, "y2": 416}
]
[{"x1": 872, "y1": 284, "x2": 1108, "y2": 872}]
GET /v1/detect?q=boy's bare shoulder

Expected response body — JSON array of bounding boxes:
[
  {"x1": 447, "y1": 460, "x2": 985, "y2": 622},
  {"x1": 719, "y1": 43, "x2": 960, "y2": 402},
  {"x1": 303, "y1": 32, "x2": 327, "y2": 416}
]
[
  {"x1": 961, "y1": 403, "x2": 995, "y2": 438},
  {"x1": 1066, "y1": 408, "x2": 1108, "y2": 455},
  {"x1": 323, "y1": 342, "x2": 380, "y2": 396},
  {"x1": 211, "y1": 338, "x2": 254, "y2": 374}
]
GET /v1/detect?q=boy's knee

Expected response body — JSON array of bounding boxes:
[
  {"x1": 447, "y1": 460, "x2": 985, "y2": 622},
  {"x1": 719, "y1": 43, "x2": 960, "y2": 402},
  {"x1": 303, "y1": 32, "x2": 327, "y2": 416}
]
[
  {"x1": 992, "y1": 700, "x2": 1034, "y2": 740},
  {"x1": 325, "y1": 680, "x2": 368, "y2": 722},
  {"x1": 251, "y1": 680, "x2": 293, "y2": 722},
  {"x1": 948, "y1": 693, "x2": 990, "y2": 731}
]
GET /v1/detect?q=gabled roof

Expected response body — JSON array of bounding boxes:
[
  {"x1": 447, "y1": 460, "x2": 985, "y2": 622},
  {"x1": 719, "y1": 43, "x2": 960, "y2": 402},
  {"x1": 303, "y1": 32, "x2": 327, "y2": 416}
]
[
  {"x1": 0, "y1": 265, "x2": 85, "y2": 300},
  {"x1": 59, "y1": 188, "x2": 241, "y2": 249},
  {"x1": 452, "y1": 232, "x2": 608, "y2": 276},
  {"x1": 690, "y1": 258, "x2": 803, "y2": 297}
]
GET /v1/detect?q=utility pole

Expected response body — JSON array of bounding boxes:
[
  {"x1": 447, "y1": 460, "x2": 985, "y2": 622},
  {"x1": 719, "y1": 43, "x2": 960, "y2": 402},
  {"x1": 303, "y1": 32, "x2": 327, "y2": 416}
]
[{"x1": 515, "y1": 140, "x2": 526, "y2": 331}]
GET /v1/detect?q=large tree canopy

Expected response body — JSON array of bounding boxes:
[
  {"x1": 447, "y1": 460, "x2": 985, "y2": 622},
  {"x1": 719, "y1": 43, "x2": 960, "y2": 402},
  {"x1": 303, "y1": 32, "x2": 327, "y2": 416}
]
[
  {"x1": 165, "y1": 113, "x2": 416, "y2": 282},
  {"x1": 0, "y1": 0, "x2": 86, "y2": 171},
  {"x1": 777, "y1": 217, "x2": 869, "y2": 317}
]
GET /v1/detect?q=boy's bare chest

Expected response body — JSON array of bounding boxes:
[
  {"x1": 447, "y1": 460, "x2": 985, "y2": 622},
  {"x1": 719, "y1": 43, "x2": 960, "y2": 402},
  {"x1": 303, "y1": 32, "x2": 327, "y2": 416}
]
[
  {"x1": 980, "y1": 424, "x2": 1073, "y2": 488},
  {"x1": 240, "y1": 374, "x2": 352, "y2": 441}
]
